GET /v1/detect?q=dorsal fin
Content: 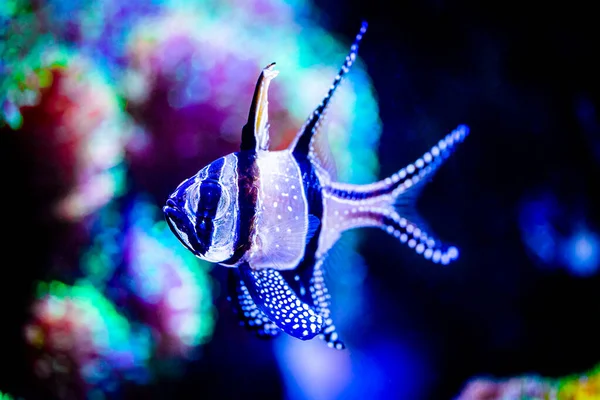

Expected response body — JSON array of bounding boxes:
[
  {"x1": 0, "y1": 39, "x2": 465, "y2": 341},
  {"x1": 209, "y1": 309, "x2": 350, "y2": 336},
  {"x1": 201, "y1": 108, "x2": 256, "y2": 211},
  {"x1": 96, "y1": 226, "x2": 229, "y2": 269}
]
[
  {"x1": 241, "y1": 62, "x2": 279, "y2": 151},
  {"x1": 288, "y1": 21, "x2": 368, "y2": 165}
]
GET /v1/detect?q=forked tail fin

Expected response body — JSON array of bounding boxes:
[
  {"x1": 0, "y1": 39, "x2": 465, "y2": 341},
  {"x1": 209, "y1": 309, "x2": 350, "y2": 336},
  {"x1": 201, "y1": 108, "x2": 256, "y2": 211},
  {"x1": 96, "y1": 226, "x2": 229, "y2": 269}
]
[{"x1": 322, "y1": 125, "x2": 469, "y2": 264}]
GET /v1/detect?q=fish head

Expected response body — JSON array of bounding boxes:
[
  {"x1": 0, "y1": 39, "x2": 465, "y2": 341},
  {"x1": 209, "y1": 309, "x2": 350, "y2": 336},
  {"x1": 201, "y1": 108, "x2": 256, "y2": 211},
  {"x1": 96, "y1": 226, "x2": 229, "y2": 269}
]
[{"x1": 163, "y1": 154, "x2": 239, "y2": 263}]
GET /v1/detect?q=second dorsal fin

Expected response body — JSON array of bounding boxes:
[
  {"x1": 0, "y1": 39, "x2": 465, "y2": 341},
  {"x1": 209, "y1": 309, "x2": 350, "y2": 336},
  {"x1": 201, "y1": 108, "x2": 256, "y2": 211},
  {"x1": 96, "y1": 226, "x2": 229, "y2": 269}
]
[{"x1": 288, "y1": 21, "x2": 368, "y2": 175}]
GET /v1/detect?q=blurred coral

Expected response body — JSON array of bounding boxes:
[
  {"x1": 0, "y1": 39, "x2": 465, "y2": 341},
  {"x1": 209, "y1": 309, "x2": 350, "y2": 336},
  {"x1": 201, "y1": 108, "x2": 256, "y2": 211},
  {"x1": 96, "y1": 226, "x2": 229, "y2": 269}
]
[{"x1": 456, "y1": 364, "x2": 600, "y2": 400}]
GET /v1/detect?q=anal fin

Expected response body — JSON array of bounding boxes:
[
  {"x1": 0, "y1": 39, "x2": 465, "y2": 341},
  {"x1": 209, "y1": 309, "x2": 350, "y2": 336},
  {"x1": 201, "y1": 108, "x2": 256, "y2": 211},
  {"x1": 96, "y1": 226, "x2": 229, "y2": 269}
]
[
  {"x1": 239, "y1": 264, "x2": 323, "y2": 340},
  {"x1": 227, "y1": 269, "x2": 280, "y2": 338},
  {"x1": 280, "y1": 258, "x2": 346, "y2": 349}
]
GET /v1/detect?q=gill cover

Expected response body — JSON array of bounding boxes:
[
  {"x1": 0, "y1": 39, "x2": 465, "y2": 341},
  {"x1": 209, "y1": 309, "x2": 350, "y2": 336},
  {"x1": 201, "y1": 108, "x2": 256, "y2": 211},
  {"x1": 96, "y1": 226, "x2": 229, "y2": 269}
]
[{"x1": 164, "y1": 155, "x2": 239, "y2": 262}]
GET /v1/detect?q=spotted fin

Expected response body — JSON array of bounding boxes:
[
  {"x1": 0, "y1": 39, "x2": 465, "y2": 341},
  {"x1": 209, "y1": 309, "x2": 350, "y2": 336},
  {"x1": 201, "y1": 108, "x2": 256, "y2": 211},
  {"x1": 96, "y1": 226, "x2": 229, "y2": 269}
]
[
  {"x1": 227, "y1": 269, "x2": 280, "y2": 338},
  {"x1": 280, "y1": 257, "x2": 345, "y2": 349},
  {"x1": 289, "y1": 21, "x2": 368, "y2": 177},
  {"x1": 241, "y1": 62, "x2": 279, "y2": 151},
  {"x1": 381, "y1": 209, "x2": 460, "y2": 265},
  {"x1": 239, "y1": 264, "x2": 324, "y2": 340}
]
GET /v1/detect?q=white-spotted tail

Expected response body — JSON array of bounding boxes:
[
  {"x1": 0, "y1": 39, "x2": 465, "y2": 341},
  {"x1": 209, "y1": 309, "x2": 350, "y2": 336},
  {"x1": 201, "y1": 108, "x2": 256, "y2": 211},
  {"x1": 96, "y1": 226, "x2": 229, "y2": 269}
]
[{"x1": 322, "y1": 124, "x2": 470, "y2": 265}]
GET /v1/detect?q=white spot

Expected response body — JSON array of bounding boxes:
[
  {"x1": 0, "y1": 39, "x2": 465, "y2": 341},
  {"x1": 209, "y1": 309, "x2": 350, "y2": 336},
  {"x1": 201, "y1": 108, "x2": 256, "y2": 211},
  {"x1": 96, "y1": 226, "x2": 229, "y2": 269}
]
[
  {"x1": 273, "y1": 201, "x2": 278, "y2": 207},
  {"x1": 293, "y1": 195, "x2": 298, "y2": 200},
  {"x1": 287, "y1": 206, "x2": 292, "y2": 212},
  {"x1": 278, "y1": 215, "x2": 282, "y2": 220},
  {"x1": 448, "y1": 246, "x2": 459, "y2": 259}
]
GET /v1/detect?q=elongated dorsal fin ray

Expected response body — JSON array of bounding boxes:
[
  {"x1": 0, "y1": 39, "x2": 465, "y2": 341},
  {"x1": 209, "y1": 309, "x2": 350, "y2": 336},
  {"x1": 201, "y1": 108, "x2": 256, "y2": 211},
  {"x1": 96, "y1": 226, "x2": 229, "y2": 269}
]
[
  {"x1": 310, "y1": 128, "x2": 339, "y2": 180},
  {"x1": 241, "y1": 62, "x2": 279, "y2": 151},
  {"x1": 289, "y1": 21, "x2": 368, "y2": 165}
]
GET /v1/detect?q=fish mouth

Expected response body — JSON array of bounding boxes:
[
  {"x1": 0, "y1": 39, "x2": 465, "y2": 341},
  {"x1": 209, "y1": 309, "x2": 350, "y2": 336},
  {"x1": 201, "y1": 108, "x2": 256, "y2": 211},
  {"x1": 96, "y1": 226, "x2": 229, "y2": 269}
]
[
  {"x1": 163, "y1": 200, "x2": 200, "y2": 254},
  {"x1": 165, "y1": 198, "x2": 177, "y2": 210}
]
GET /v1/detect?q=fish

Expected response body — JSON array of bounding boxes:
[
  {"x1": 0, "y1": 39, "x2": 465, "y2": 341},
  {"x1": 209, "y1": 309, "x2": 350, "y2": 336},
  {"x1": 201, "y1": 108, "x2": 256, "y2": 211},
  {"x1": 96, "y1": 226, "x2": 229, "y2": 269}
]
[{"x1": 163, "y1": 21, "x2": 469, "y2": 349}]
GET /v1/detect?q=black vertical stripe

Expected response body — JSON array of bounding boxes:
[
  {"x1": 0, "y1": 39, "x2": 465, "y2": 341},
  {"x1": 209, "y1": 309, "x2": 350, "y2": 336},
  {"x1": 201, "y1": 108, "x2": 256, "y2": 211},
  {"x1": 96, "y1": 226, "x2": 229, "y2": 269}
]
[
  {"x1": 194, "y1": 158, "x2": 226, "y2": 252},
  {"x1": 292, "y1": 153, "x2": 324, "y2": 269},
  {"x1": 221, "y1": 151, "x2": 259, "y2": 266}
]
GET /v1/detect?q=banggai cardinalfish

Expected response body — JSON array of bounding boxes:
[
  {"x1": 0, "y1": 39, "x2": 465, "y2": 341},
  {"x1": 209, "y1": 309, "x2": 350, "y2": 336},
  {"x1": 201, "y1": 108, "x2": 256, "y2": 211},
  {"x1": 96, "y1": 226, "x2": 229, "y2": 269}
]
[{"x1": 163, "y1": 21, "x2": 469, "y2": 349}]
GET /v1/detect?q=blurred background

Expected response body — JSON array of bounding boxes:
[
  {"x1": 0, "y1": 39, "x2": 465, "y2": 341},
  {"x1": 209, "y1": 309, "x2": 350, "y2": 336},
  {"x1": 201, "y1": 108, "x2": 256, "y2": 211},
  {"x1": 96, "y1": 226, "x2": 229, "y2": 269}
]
[{"x1": 1, "y1": 0, "x2": 599, "y2": 399}]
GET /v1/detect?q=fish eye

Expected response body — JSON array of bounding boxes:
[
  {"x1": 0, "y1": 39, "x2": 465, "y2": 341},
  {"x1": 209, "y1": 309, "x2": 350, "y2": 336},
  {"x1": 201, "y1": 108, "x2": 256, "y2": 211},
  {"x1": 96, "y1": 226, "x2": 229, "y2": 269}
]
[
  {"x1": 185, "y1": 188, "x2": 200, "y2": 217},
  {"x1": 196, "y1": 181, "x2": 230, "y2": 221},
  {"x1": 215, "y1": 186, "x2": 230, "y2": 220}
]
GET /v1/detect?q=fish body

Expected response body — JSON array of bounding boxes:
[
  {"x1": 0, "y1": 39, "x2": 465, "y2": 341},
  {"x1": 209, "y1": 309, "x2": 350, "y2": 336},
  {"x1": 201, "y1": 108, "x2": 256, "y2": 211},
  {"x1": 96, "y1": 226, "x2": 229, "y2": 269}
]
[{"x1": 163, "y1": 22, "x2": 469, "y2": 349}]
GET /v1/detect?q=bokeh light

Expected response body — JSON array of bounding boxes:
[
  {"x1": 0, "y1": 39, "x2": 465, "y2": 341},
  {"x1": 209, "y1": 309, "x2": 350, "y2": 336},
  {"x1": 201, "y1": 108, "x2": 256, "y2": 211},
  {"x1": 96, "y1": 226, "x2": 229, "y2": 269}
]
[
  {"x1": 25, "y1": 280, "x2": 152, "y2": 398},
  {"x1": 457, "y1": 363, "x2": 600, "y2": 400},
  {"x1": 2, "y1": 0, "x2": 383, "y2": 398},
  {"x1": 121, "y1": 197, "x2": 216, "y2": 359},
  {"x1": 519, "y1": 191, "x2": 600, "y2": 277},
  {"x1": 4, "y1": 0, "x2": 598, "y2": 399},
  {"x1": 1, "y1": 45, "x2": 131, "y2": 224}
]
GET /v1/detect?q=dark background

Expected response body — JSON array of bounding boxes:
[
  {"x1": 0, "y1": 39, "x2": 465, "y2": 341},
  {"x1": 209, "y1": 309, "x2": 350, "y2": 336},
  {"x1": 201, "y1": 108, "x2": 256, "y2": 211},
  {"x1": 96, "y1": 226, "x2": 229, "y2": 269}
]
[
  {"x1": 329, "y1": 1, "x2": 600, "y2": 398},
  {"x1": 2, "y1": 0, "x2": 600, "y2": 399}
]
